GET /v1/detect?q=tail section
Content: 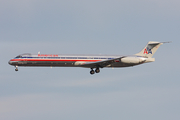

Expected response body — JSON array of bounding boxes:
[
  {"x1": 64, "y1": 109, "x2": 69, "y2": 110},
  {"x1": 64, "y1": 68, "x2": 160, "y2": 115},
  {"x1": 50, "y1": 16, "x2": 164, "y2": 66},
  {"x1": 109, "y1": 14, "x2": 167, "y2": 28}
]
[{"x1": 135, "y1": 41, "x2": 165, "y2": 58}]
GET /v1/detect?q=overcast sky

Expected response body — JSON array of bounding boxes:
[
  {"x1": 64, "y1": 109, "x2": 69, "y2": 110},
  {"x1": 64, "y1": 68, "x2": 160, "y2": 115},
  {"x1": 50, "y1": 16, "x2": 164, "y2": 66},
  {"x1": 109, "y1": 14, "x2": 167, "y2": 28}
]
[{"x1": 0, "y1": 0, "x2": 180, "y2": 120}]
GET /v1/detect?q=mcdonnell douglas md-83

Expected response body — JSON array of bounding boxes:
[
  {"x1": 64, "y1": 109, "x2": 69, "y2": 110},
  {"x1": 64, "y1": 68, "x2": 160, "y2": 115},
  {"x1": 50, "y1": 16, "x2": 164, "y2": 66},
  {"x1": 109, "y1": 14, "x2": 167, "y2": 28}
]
[{"x1": 8, "y1": 41, "x2": 170, "y2": 75}]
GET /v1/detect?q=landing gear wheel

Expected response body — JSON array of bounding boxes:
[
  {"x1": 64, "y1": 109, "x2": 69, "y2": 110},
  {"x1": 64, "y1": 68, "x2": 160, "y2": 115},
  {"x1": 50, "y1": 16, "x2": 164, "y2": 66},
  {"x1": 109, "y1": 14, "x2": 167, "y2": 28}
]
[
  {"x1": 90, "y1": 69, "x2": 95, "y2": 75},
  {"x1": 95, "y1": 68, "x2": 100, "y2": 73},
  {"x1": 15, "y1": 65, "x2": 18, "y2": 71}
]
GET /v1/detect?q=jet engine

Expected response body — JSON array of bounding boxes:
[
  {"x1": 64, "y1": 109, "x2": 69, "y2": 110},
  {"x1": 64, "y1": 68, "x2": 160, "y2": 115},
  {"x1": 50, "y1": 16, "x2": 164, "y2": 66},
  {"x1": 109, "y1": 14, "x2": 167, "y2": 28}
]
[{"x1": 121, "y1": 57, "x2": 147, "y2": 64}]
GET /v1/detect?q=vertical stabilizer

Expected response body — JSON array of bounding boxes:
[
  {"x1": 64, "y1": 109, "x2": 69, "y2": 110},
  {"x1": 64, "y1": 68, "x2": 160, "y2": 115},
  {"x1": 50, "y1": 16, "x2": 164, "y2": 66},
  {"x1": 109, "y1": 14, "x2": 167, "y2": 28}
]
[{"x1": 135, "y1": 41, "x2": 163, "y2": 58}]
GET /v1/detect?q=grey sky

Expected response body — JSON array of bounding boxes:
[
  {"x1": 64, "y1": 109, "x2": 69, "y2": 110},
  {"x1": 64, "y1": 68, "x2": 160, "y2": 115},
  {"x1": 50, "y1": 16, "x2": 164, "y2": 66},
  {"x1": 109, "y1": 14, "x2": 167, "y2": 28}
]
[{"x1": 0, "y1": 0, "x2": 180, "y2": 120}]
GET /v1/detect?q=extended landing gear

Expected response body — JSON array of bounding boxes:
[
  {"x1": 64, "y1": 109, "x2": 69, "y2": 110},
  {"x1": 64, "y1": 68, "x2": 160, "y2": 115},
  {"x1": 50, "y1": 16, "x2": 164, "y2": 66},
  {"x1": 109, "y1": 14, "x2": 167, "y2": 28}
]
[
  {"x1": 15, "y1": 66, "x2": 18, "y2": 71},
  {"x1": 90, "y1": 68, "x2": 100, "y2": 75},
  {"x1": 95, "y1": 68, "x2": 100, "y2": 73},
  {"x1": 90, "y1": 69, "x2": 95, "y2": 75}
]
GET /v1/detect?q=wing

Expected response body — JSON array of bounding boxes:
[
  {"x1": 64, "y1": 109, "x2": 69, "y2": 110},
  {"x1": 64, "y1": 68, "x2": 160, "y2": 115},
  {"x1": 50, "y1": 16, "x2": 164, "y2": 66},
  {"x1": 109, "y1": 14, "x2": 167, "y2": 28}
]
[{"x1": 80, "y1": 56, "x2": 125, "y2": 68}]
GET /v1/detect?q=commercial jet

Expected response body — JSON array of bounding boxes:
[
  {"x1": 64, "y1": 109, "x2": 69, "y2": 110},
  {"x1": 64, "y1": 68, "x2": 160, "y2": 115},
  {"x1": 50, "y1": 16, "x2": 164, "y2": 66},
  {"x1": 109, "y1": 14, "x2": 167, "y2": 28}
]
[{"x1": 8, "y1": 41, "x2": 170, "y2": 75}]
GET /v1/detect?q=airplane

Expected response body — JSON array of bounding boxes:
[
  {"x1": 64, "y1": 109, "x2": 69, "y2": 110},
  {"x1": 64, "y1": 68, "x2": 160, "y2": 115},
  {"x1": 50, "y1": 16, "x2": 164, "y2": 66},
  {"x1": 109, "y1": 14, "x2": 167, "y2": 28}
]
[{"x1": 8, "y1": 41, "x2": 170, "y2": 75}]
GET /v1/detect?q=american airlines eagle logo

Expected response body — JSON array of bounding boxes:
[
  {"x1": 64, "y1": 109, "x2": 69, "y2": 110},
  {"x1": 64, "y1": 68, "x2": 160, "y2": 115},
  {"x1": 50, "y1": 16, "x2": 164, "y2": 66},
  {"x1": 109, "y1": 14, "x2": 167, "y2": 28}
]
[{"x1": 144, "y1": 47, "x2": 152, "y2": 54}]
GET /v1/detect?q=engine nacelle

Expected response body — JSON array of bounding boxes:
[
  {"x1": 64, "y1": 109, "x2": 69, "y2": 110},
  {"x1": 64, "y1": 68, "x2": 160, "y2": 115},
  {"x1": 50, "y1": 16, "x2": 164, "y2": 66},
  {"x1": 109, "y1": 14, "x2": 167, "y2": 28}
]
[{"x1": 121, "y1": 57, "x2": 146, "y2": 64}]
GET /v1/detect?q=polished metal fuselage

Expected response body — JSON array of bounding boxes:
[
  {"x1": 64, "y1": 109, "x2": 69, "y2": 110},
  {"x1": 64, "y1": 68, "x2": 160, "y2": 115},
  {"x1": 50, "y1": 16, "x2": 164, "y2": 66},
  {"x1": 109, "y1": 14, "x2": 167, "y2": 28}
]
[{"x1": 8, "y1": 54, "x2": 142, "y2": 68}]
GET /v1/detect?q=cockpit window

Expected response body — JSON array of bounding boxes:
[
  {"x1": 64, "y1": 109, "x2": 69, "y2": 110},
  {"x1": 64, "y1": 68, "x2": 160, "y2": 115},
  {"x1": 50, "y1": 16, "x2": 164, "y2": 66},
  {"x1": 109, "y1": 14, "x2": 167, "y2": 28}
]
[{"x1": 15, "y1": 55, "x2": 22, "y2": 58}]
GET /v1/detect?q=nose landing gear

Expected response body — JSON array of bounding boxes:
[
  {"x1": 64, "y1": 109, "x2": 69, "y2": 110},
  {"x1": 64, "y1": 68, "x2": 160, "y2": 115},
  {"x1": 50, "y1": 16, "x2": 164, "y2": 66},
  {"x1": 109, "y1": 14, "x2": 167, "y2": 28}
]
[{"x1": 15, "y1": 66, "x2": 18, "y2": 71}]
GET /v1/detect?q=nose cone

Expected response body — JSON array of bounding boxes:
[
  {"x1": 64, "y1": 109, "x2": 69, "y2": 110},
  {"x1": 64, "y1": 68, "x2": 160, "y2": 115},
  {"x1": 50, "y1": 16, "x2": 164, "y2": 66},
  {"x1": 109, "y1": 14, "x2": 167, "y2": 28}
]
[
  {"x1": 9, "y1": 59, "x2": 18, "y2": 65},
  {"x1": 8, "y1": 60, "x2": 13, "y2": 65},
  {"x1": 8, "y1": 60, "x2": 12, "y2": 65}
]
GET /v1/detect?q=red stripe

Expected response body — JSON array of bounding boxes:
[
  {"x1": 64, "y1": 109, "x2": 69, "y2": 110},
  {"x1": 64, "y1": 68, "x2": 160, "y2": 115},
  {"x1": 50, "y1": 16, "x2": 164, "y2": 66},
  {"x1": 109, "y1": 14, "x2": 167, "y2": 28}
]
[{"x1": 10, "y1": 59, "x2": 101, "y2": 62}]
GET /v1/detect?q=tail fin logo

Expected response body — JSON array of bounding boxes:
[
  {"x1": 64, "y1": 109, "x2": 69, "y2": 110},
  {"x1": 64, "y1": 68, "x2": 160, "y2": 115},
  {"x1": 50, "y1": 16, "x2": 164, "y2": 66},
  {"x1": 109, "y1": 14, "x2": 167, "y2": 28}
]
[{"x1": 144, "y1": 47, "x2": 152, "y2": 54}]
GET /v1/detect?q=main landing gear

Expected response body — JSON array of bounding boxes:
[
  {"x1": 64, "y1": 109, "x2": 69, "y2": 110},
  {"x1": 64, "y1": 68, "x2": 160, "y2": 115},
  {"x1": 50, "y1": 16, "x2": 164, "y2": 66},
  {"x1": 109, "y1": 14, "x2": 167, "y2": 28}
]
[
  {"x1": 15, "y1": 65, "x2": 18, "y2": 71},
  {"x1": 90, "y1": 68, "x2": 100, "y2": 75}
]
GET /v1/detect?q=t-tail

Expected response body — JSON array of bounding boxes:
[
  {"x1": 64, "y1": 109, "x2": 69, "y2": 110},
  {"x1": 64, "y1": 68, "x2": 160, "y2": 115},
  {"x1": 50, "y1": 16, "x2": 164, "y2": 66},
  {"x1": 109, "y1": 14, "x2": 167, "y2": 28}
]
[
  {"x1": 135, "y1": 41, "x2": 171, "y2": 62},
  {"x1": 136, "y1": 41, "x2": 172, "y2": 57}
]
